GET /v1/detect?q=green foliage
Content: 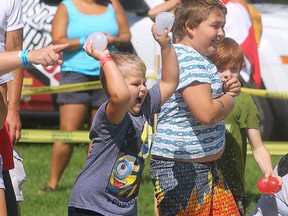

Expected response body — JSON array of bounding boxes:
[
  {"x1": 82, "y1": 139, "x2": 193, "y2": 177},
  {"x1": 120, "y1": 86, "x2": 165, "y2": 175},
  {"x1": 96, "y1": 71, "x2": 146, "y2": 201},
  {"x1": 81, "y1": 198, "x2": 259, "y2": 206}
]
[{"x1": 16, "y1": 144, "x2": 283, "y2": 215}]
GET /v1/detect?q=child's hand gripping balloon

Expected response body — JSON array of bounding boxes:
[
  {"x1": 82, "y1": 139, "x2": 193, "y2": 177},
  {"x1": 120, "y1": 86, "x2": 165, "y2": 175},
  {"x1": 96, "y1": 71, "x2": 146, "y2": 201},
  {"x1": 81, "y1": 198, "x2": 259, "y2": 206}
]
[
  {"x1": 84, "y1": 40, "x2": 110, "y2": 62},
  {"x1": 155, "y1": 12, "x2": 175, "y2": 36},
  {"x1": 84, "y1": 32, "x2": 108, "y2": 51},
  {"x1": 257, "y1": 176, "x2": 282, "y2": 195}
]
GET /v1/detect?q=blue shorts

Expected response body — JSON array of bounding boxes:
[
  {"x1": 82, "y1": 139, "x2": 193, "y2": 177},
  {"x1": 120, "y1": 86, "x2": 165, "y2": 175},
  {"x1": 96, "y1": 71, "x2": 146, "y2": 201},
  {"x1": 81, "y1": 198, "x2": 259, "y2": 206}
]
[
  {"x1": 57, "y1": 72, "x2": 108, "y2": 108},
  {"x1": 150, "y1": 158, "x2": 240, "y2": 216}
]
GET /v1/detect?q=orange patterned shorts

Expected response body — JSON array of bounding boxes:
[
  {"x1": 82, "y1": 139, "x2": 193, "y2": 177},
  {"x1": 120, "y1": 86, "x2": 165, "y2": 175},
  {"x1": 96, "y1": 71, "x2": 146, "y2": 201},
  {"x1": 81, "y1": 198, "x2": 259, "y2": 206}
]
[{"x1": 150, "y1": 158, "x2": 240, "y2": 216}]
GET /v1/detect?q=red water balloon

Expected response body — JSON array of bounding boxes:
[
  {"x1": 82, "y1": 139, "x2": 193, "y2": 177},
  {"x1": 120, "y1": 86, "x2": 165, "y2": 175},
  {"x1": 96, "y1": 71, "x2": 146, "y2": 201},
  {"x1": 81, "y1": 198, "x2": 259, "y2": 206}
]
[{"x1": 257, "y1": 177, "x2": 281, "y2": 195}]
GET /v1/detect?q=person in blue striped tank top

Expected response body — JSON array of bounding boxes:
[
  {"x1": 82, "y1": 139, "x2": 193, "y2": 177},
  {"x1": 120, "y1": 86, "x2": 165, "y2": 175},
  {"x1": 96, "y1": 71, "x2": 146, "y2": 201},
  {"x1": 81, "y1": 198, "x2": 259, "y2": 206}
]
[
  {"x1": 39, "y1": 0, "x2": 131, "y2": 194},
  {"x1": 149, "y1": 0, "x2": 242, "y2": 215}
]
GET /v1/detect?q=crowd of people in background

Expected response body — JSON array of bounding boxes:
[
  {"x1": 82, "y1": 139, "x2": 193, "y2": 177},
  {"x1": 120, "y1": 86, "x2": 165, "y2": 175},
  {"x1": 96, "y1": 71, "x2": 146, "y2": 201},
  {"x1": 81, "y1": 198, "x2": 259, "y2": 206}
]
[{"x1": 0, "y1": 0, "x2": 286, "y2": 215}]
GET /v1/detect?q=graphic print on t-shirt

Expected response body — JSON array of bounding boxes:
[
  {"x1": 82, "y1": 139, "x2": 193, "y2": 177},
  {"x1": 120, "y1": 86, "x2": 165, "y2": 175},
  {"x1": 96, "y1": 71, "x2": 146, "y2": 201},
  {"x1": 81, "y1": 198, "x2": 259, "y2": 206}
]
[{"x1": 106, "y1": 120, "x2": 150, "y2": 198}]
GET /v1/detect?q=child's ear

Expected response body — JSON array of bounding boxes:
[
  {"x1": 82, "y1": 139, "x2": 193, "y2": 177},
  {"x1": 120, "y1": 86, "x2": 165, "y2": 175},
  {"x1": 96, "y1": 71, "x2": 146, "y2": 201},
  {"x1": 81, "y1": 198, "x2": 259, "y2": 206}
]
[{"x1": 185, "y1": 21, "x2": 194, "y2": 37}]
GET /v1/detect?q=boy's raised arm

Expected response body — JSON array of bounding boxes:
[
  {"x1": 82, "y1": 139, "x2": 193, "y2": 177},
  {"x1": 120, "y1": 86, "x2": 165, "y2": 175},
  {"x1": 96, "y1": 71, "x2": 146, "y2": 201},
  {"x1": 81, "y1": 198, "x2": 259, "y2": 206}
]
[
  {"x1": 85, "y1": 42, "x2": 130, "y2": 125},
  {"x1": 151, "y1": 24, "x2": 179, "y2": 105}
]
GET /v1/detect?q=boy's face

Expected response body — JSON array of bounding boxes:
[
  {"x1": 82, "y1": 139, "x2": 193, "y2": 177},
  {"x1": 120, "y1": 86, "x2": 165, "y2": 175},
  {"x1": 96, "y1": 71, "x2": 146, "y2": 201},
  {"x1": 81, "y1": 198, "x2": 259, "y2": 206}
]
[
  {"x1": 124, "y1": 69, "x2": 148, "y2": 115},
  {"x1": 217, "y1": 65, "x2": 241, "y2": 82},
  {"x1": 191, "y1": 9, "x2": 225, "y2": 56}
]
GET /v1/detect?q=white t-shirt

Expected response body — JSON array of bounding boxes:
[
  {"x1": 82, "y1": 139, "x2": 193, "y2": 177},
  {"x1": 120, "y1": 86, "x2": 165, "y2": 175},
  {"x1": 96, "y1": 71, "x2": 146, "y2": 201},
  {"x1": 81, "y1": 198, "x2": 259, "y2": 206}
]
[
  {"x1": 0, "y1": 155, "x2": 4, "y2": 189},
  {"x1": 0, "y1": 0, "x2": 24, "y2": 84}
]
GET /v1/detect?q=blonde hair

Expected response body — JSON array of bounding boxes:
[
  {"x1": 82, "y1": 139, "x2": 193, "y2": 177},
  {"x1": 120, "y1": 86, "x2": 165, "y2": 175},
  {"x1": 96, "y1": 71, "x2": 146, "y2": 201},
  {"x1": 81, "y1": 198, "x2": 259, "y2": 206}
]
[
  {"x1": 100, "y1": 52, "x2": 147, "y2": 92},
  {"x1": 172, "y1": 0, "x2": 227, "y2": 42},
  {"x1": 109, "y1": 52, "x2": 146, "y2": 78},
  {"x1": 208, "y1": 37, "x2": 245, "y2": 70}
]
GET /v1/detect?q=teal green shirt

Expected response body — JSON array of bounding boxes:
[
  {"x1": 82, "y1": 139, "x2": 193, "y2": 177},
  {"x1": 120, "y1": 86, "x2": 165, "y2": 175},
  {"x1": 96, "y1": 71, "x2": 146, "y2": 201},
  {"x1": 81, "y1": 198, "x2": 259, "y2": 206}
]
[
  {"x1": 61, "y1": 0, "x2": 119, "y2": 76},
  {"x1": 218, "y1": 92, "x2": 260, "y2": 197}
]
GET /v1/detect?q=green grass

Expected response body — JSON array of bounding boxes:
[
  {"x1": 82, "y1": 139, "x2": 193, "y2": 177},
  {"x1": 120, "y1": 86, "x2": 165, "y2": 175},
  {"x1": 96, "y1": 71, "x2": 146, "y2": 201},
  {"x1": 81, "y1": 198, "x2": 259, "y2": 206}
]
[{"x1": 16, "y1": 144, "x2": 283, "y2": 216}]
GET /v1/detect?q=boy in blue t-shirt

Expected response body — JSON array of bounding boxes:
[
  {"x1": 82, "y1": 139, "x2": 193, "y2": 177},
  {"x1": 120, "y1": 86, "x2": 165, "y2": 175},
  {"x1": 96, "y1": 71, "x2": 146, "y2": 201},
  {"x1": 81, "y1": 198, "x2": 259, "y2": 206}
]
[{"x1": 68, "y1": 24, "x2": 179, "y2": 215}]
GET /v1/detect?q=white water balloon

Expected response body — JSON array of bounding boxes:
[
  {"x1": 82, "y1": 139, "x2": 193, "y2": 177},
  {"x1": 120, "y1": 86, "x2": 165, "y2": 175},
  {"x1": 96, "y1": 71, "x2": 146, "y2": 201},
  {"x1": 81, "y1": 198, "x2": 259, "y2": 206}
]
[
  {"x1": 155, "y1": 12, "x2": 175, "y2": 36},
  {"x1": 84, "y1": 32, "x2": 108, "y2": 51}
]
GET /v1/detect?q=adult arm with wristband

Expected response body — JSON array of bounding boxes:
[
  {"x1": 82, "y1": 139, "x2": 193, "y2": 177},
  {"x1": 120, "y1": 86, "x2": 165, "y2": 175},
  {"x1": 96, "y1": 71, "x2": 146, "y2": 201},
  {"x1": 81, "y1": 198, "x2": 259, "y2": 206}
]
[{"x1": 0, "y1": 44, "x2": 69, "y2": 76}]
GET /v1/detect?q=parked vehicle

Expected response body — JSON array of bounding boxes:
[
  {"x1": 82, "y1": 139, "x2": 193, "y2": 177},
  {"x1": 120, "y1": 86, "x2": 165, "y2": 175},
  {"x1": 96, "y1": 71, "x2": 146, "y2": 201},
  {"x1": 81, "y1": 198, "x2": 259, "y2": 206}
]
[
  {"x1": 21, "y1": 0, "x2": 61, "y2": 126},
  {"x1": 21, "y1": 0, "x2": 288, "y2": 141},
  {"x1": 251, "y1": 3, "x2": 288, "y2": 140}
]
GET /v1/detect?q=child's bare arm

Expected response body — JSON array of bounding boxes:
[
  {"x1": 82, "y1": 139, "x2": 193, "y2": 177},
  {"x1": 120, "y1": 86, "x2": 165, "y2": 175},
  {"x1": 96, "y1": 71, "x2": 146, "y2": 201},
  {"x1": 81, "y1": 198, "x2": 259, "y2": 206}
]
[
  {"x1": 0, "y1": 188, "x2": 7, "y2": 216},
  {"x1": 0, "y1": 84, "x2": 7, "y2": 129},
  {"x1": 182, "y1": 84, "x2": 234, "y2": 125},
  {"x1": 247, "y1": 128, "x2": 283, "y2": 184},
  {"x1": 148, "y1": 0, "x2": 180, "y2": 21},
  {"x1": 151, "y1": 24, "x2": 179, "y2": 105},
  {"x1": 85, "y1": 43, "x2": 130, "y2": 125}
]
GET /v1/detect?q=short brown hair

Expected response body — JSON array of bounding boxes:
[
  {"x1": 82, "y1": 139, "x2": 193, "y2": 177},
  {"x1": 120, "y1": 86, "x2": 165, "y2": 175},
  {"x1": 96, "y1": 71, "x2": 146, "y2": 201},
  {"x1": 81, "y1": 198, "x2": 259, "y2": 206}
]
[
  {"x1": 172, "y1": 0, "x2": 227, "y2": 42},
  {"x1": 208, "y1": 37, "x2": 245, "y2": 70}
]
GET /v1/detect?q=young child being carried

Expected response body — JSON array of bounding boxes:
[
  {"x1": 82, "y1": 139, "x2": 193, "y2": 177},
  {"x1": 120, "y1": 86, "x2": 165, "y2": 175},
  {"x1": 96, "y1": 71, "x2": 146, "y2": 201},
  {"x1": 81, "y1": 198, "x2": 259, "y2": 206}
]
[{"x1": 68, "y1": 23, "x2": 179, "y2": 215}]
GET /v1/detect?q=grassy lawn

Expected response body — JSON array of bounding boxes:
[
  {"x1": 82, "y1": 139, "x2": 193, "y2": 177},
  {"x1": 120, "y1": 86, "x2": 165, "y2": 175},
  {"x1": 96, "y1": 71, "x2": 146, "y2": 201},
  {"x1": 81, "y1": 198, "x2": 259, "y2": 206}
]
[{"x1": 16, "y1": 143, "x2": 283, "y2": 216}]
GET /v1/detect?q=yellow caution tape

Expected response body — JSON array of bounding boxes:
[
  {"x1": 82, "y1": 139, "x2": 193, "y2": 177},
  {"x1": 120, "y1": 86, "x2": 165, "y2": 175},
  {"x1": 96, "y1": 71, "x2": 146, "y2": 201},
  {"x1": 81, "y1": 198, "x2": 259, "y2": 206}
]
[
  {"x1": 21, "y1": 81, "x2": 103, "y2": 96},
  {"x1": 21, "y1": 75, "x2": 158, "y2": 96},
  {"x1": 19, "y1": 129, "x2": 287, "y2": 155},
  {"x1": 21, "y1": 78, "x2": 288, "y2": 100},
  {"x1": 23, "y1": 78, "x2": 33, "y2": 86},
  {"x1": 20, "y1": 129, "x2": 90, "y2": 143},
  {"x1": 247, "y1": 141, "x2": 288, "y2": 156},
  {"x1": 241, "y1": 87, "x2": 288, "y2": 100},
  {"x1": 147, "y1": 74, "x2": 158, "y2": 80}
]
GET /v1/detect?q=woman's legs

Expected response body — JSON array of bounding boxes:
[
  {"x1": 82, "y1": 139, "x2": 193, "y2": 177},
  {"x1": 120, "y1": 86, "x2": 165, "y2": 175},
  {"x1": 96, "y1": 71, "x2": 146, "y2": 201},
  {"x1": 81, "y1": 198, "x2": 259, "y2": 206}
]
[{"x1": 46, "y1": 103, "x2": 89, "y2": 190}]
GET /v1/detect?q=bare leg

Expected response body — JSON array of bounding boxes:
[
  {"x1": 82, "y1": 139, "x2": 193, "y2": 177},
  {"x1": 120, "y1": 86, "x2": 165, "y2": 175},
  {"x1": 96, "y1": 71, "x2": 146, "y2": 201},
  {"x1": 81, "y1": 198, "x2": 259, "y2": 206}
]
[
  {"x1": 0, "y1": 189, "x2": 7, "y2": 216},
  {"x1": 47, "y1": 103, "x2": 89, "y2": 190}
]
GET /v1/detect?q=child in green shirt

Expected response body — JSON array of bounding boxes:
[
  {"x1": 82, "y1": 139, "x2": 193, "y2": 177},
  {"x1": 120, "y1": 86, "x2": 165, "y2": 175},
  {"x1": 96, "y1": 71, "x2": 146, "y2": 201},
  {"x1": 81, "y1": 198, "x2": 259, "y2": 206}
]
[{"x1": 209, "y1": 37, "x2": 282, "y2": 216}]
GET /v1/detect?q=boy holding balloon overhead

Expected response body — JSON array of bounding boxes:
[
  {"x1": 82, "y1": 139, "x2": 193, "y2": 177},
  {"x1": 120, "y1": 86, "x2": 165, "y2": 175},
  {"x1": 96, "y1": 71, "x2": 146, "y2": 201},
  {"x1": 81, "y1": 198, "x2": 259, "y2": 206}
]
[
  {"x1": 149, "y1": 1, "x2": 242, "y2": 215},
  {"x1": 67, "y1": 22, "x2": 179, "y2": 215},
  {"x1": 208, "y1": 37, "x2": 282, "y2": 215},
  {"x1": 39, "y1": 0, "x2": 132, "y2": 194}
]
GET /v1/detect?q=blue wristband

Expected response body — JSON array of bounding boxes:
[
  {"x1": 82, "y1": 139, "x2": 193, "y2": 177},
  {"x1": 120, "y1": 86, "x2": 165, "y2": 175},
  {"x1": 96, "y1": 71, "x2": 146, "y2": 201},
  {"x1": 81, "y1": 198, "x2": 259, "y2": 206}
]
[
  {"x1": 80, "y1": 37, "x2": 86, "y2": 47},
  {"x1": 18, "y1": 50, "x2": 30, "y2": 66}
]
